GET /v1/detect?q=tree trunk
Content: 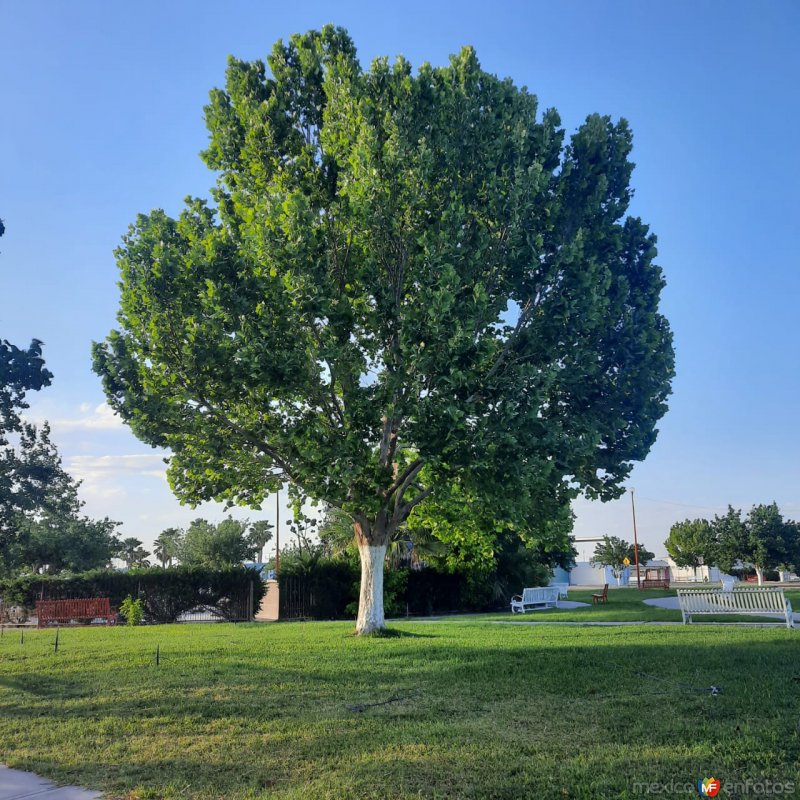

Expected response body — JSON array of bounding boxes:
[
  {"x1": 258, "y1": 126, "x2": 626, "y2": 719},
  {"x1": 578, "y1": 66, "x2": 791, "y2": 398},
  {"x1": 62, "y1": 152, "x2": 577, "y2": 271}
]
[
  {"x1": 356, "y1": 539, "x2": 388, "y2": 634},
  {"x1": 755, "y1": 565, "x2": 764, "y2": 585}
]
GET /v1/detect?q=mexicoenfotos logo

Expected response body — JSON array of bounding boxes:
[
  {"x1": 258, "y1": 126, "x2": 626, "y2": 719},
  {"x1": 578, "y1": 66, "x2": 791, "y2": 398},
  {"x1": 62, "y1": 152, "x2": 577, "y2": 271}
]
[{"x1": 698, "y1": 777, "x2": 721, "y2": 797}]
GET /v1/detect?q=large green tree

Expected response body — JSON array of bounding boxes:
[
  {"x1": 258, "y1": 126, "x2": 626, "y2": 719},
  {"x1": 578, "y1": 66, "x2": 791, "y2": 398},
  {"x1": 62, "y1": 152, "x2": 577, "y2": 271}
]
[
  {"x1": 1, "y1": 340, "x2": 55, "y2": 538},
  {"x1": 180, "y1": 516, "x2": 257, "y2": 567},
  {"x1": 92, "y1": 27, "x2": 674, "y2": 633},
  {"x1": 672, "y1": 504, "x2": 800, "y2": 583},
  {"x1": 664, "y1": 518, "x2": 716, "y2": 574}
]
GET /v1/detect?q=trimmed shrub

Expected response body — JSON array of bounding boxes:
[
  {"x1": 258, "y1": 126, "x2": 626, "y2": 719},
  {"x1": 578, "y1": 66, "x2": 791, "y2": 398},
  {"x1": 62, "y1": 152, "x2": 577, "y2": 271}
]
[{"x1": 0, "y1": 566, "x2": 265, "y2": 623}]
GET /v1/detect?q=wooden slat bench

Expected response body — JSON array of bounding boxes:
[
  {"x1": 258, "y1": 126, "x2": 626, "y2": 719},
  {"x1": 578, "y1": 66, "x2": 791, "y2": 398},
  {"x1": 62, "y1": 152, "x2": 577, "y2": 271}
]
[
  {"x1": 641, "y1": 578, "x2": 670, "y2": 590},
  {"x1": 510, "y1": 587, "x2": 560, "y2": 613},
  {"x1": 36, "y1": 598, "x2": 117, "y2": 628},
  {"x1": 677, "y1": 587, "x2": 794, "y2": 629}
]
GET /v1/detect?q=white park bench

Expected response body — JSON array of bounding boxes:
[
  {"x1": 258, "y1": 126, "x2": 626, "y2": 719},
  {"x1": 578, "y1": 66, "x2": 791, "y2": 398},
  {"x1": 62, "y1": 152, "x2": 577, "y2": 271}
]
[
  {"x1": 677, "y1": 587, "x2": 794, "y2": 629},
  {"x1": 510, "y1": 587, "x2": 560, "y2": 613}
]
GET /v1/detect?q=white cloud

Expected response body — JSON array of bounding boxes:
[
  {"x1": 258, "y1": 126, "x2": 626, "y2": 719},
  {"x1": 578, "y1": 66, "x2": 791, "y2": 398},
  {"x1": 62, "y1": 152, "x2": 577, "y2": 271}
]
[
  {"x1": 50, "y1": 402, "x2": 125, "y2": 432},
  {"x1": 68, "y1": 453, "x2": 168, "y2": 483}
]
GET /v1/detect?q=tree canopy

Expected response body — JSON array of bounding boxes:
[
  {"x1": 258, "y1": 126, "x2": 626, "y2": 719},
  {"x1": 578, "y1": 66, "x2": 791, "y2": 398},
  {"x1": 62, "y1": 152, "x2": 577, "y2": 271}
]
[
  {"x1": 180, "y1": 517, "x2": 258, "y2": 568},
  {"x1": 686, "y1": 504, "x2": 800, "y2": 582},
  {"x1": 93, "y1": 26, "x2": 674, "y2": 632},
  {"x1": 590, "y1": 535, "x2": 655, "y2": 580},
  {"x1": 664, "y1": 518, "x2": 716, "y2": 570}
]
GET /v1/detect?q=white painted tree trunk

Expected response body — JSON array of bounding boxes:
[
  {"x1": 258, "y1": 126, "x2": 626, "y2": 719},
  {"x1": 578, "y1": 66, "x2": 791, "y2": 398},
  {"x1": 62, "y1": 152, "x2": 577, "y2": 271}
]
[
  {"x1": 755, "y1": 566, "x2": 764, "y2": 585},
  {"x1": 356, "y1": 541, "x2": 388, "y2": 635}
]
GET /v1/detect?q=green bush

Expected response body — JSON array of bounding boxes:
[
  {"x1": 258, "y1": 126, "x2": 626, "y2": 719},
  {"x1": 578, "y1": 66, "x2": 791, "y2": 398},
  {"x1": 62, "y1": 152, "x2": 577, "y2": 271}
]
[
  {"x1": 119, "y1": 595, "x2": 144, "y2": 626},
  {"x1": 0, "y1": 566, "x2": 265, "y2": 623}
]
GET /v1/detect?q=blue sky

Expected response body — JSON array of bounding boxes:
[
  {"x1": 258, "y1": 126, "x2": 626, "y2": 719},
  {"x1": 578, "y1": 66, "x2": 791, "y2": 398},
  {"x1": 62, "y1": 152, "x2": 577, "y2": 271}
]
[{"x1": 2, "y1": 0, "x2": 798, "y2": 558}]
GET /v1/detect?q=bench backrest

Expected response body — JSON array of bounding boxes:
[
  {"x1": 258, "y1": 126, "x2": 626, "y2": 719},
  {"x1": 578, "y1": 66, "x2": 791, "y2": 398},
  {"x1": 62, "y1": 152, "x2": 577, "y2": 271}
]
[
  {"x1": 677, "y1": 588, "x2": 788, "y2": 614},
  {"x1": 36, "y1": 597, "x2": 111, "y2": 620},
  {"x1": 522, "y1": 587, "x2": 559, "y2": 604}
]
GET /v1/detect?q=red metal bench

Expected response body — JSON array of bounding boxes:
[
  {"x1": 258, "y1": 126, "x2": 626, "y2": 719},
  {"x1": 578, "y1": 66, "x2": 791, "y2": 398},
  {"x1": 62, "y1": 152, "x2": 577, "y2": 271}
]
[{"x1": 36, "y1": 598, "x2": 116, "y2": 628}]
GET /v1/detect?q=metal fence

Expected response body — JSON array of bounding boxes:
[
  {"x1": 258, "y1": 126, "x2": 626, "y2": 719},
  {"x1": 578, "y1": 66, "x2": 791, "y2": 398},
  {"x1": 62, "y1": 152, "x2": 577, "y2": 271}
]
[
  {"x1": 278, "y1": 575, "x2": 315, "y2": 620},
  {"x1": 177, "y1": 584, "x2": 255, "y2": 623}
]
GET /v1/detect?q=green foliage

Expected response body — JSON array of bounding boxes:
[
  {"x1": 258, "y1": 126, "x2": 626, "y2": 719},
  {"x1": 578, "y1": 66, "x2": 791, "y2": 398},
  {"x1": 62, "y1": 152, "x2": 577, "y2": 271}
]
[
  {"x1": 92, "y1": 27, "x2": 674, "y2": 629},
  {"x1": 1, "y1": 418, "x2": 121, "y2": 576},
  {"x1": 671, "y1": 504, "x2": 800, "y2": 577},
  {"x1": 278, "y1": 550, "x2": 359, "y2": 620},
  {"x1": 665, "y1": 518, "x2": 716, "y2": 569},
  {"x1": 713, "y1": 504, "x2": 798, "y2": 576},
  {"x1": 119, "y1": 595, "x2": 144, "y2": 626},
  {"x1": 591, "y1": 535, "x2": 654, "y2": 578},
  {"x1": 247, "y1": 520, "x2": 273, "y2": 562},
  {"x1": 0, "y1": 327, "x2": 119, "y2": 577},
  {"x1": 119, "y1": 536, "x2": 151, "y2": 569},
  {"x1": 153, "y1": 527, "x2": 182, "y2": 567},
  {"x1": 179, "y1": 516, "x2": 257, "y2": 567},
  {"x1": 0, "y1": 565, "x2": 265, "y2": 623},
  {"x1": 11, "y1": 512, "x2": 120, "y2": 575}
]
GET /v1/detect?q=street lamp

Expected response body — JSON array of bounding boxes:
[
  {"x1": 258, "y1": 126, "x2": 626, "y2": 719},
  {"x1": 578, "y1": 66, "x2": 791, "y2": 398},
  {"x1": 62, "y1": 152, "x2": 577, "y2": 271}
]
[{"x1": 630, "y1": 488, "x2": 641, "y2": 589}]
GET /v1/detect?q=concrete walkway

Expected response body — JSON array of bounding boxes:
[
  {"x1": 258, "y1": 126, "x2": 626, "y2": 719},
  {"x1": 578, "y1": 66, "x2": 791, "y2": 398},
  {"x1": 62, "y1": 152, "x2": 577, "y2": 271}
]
[
  {"x1": 0, "y1": 766, "x2": 99, "y2": 799},
  {"x1": 512, "y1": 599, "x2": 591, "y2": 611}
]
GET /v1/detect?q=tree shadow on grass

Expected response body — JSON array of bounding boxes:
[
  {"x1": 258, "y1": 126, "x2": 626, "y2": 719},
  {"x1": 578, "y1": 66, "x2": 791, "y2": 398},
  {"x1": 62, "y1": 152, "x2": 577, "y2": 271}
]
[{"x1": 1, "y1": 630, "x2": 799, "y2": 798}]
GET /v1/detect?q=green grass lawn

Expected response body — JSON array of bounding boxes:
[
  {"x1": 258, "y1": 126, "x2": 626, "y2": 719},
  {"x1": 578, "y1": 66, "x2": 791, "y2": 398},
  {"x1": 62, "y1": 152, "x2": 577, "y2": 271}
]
[
  {"x1": 1, "y1": 614, "x2": 799, "y2": 799},
  {"x1": 471, "y1": 586, "x2": 800, "y2": 624}
]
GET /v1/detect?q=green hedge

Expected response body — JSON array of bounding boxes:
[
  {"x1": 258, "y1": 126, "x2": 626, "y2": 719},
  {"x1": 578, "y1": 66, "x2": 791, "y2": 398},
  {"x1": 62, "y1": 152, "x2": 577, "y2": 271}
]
[
  {"x1": 0, "y1": 566, "x2": 266, "y2": 623},
  {"x1": 275, "y1": 556, "x2": 538, "y2": 620}
]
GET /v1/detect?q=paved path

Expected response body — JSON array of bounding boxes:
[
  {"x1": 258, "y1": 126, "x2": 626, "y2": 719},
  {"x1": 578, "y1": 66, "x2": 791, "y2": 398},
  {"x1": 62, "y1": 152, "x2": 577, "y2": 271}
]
[
  {"x1": 0, "y1": 766, "x2": 99, "y2": 799},
  {"x1": 494, "y1": 620, "x2": 680, "y2": 626},
  {"x1": 642, "y1": 596, "x2": 680, "y2": 610}
]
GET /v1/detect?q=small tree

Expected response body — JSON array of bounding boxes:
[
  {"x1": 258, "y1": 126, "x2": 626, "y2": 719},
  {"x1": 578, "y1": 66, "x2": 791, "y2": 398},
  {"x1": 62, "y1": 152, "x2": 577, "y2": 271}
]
[
  {"x1": 743, "y1": 503, "x2": 797, "y2": 584},
  {"x1": 591, "y1": 536, "x2": 654, "y2": 585},
  {"x1": 93, "y1": 27, "x2": 674, "y2": 633},
  {"x1": 665, "y1": 518, "x2": 716, "y2": 578},
  {"x1": 180, "y1": 517, "x2": 256, "y2": 567}
]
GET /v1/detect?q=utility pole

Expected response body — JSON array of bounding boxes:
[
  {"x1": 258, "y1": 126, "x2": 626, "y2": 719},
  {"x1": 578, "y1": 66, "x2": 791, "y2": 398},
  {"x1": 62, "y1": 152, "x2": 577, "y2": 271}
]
[
  {"x1": 275, "y1": 487, "x2": 280, "y2": 577},
  {"x1": 630, "y1": 488, "x2": 641, "y2": 589}
]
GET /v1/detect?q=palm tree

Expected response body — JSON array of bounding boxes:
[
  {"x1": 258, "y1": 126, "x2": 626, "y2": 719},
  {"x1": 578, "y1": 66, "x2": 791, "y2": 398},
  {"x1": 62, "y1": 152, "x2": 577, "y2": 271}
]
[
  {"x1": 247, "y1": 521, "x2": 273, "y2": 563},
  {"x1": 120, "y1": 537, "x2": 151, "y2": 569},
  {"x1": 153, "y1": 527, "x2": 183, "y2": 567}
]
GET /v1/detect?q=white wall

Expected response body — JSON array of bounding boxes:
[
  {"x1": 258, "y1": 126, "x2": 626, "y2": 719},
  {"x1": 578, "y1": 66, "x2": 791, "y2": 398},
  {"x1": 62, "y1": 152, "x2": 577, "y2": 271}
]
[{"x1": 568, "y1": 561, "x2": 608, "y2": 586}]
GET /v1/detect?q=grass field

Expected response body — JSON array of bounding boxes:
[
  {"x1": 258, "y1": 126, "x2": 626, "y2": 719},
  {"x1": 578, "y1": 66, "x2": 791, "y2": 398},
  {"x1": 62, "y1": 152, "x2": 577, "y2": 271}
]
[{"x1": 1, "y1": 602, "x2": 799, "y2": 799}]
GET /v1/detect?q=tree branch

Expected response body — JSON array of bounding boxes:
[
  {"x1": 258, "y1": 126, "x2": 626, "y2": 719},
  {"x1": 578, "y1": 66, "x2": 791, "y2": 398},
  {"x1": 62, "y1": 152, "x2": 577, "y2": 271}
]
[
  {"x1": 396, "y1": 486, "x2": 433, "y2": 522},
  {"x1": 466, "y1": 298, "x2": 534, "y2": 404},
  {"x1": 383, "y1": 458, "x2": 424, "y2": 501}
]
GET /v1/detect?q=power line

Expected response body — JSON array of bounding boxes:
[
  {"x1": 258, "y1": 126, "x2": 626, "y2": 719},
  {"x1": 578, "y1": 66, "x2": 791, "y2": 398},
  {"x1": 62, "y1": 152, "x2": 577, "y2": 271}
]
[{"x1": 635, "y1": 496, "x2": 728, "y2": 513}]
